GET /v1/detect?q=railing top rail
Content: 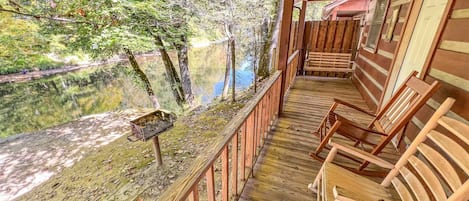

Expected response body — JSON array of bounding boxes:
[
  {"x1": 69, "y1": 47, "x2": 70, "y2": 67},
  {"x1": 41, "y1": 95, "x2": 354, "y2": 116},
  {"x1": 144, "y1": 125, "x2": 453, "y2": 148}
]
[
  {"x1": 159, "y1": 71, "x2": 282, "y2": 201},
  {"x1": 288, "y1": 50, "x2": 300, "y2": 64}
]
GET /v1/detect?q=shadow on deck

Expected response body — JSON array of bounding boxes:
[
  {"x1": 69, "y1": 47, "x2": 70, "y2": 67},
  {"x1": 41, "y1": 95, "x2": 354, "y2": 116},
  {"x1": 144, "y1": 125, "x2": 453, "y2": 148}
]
[{"x1": 239, "y1": 77, "x2": 401, "y2": 201}]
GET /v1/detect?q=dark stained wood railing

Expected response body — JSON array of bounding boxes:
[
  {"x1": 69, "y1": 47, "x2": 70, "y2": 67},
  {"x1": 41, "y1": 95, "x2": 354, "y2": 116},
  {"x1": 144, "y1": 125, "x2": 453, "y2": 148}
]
[
  {"x1": 159, "y1": 71, "x2": 283, "y2": 201},
  {"x1": 284, "y1": 50, "x2": 299, "y2": 95}
]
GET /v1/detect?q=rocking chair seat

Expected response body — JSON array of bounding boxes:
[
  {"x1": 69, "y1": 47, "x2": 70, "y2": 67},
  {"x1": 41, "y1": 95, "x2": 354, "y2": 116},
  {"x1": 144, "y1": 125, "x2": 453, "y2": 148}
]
[
  {"x1": 322, "y1": 163, "x2": 398, "y2": 201},
  {"x1": 333, "y1": 114, "x2": 385, "y2": 145}
]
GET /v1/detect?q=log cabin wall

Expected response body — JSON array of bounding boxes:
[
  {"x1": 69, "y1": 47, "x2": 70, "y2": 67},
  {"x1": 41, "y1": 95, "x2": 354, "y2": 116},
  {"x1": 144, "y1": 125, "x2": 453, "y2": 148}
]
[
  {"x1": 353, "y1": 0, "x2": 412, "y2": 112},
  {"x1": 403, "y1": 0, "x2": 469, "y2": 144},
  {"x1": 354, "y1": 0, "x2": 468, "y2": 146}
]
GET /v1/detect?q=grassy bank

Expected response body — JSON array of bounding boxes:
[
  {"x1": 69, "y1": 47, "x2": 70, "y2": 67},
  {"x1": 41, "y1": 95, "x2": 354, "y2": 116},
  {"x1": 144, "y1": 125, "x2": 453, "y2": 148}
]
[{"x1": 18, "y1": 93, "x2": 252, "y2": 201}]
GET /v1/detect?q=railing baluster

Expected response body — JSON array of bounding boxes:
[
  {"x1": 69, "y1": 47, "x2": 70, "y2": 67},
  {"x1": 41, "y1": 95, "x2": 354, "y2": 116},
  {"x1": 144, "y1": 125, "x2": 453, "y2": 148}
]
[
  {"x1": 257, "y1": 95, "x2": 266, "y2": 147},
  {"x1": 222, "y1": 146, "x2": 229, "y2": 201},
  {"x1": 188, "y1": 185, "x2": 199, "y2": 201},
  {"x1": 240, "y1": 123, "x2": 246, "y2": 181},
  {"x1": 231, "y1": 131, "x2": 238, "y2": 197},
  {"x1": 206, "y1": 165, "x2": 215, "y2": 201},
  {"x1": 250, "y1": 110, "x2": 256, "y2": 176},
  {"x1": 158, "y1": 72, "x2": 282, "y2": 201},
  {"x1": 245, "y1": 113, "x2": 254, "y2": 176}
]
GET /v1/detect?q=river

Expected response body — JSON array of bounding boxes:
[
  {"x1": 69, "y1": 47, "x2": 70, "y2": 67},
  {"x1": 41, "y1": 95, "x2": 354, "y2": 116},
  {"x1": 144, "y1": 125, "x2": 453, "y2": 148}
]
[{"x1": 0, "y1": 44, "x2": 255, "y2": 138}]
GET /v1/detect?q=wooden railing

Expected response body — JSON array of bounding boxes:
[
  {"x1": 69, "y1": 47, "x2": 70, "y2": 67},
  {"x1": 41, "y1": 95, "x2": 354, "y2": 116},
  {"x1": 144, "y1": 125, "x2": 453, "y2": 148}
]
[
  {"x1": 284, "y1": 50, "x2": 300, "y2": 94},
  {"x1": 159, "y1": 71, "x2": 282, "y2": 201}
]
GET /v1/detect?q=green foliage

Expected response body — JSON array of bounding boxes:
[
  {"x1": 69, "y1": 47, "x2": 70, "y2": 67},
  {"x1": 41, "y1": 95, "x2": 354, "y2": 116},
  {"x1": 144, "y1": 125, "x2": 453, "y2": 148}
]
[
  {"x1": 306, "y1": 1, "x2": 332, "y2": 21},
  {"x1": 0, "y1": 12, "x2": 63, "y2": 74}
]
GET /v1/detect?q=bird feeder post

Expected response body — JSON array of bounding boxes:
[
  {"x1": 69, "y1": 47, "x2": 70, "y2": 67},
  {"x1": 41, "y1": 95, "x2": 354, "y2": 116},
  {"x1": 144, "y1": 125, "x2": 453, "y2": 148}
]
[{"x1": 152, "y1": 136, "x2": 163, "y2": 166}]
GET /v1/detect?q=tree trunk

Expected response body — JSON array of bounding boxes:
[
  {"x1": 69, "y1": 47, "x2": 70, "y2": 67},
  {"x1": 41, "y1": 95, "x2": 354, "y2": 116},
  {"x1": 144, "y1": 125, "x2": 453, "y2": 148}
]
[
  {"x1": 230, "y1": 35, "x2": 236, "y2": 102},
  {"x1": 153, "y1": 34, "x2": 186, "y2": 107},
  {"x1": 258, "y1": 0, "x2": 282, "y2": 78},
  {"x1": 222, "y1": 42, "x2": 230, "y2": 100},
  {"x1": 253, "y1": 27, "x2": 258, "y2": 93},
  {"x1": 257, "y1": 17, "x2": 271, "y2": 77},
  {"x1": 174, "y1": 35, "x2": 195, "y2": 106},
  {"x1": 124, "y1": 48, "x2": 160, "y2": 109}
]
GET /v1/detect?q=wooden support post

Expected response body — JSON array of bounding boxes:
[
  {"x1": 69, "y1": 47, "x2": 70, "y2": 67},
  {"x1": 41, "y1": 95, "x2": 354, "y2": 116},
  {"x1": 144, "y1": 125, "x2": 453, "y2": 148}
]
[
  {"x1": 297, "y1": 0, "x2": 308, "y2": 73},
  {"x1": 152, "y1": 136, "x2": 163, "y2": 166},
  {"x1": 277, "y1": 0, "x2": 294, "y2": 113}
]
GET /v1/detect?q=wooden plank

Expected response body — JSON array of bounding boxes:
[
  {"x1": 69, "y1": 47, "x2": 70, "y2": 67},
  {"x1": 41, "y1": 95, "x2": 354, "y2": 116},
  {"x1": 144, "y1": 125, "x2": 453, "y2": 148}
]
[
  {"x1": 431, "y1": 49, "x2": 469, "y2": 80},
  {"x1": 357, "y1": 54, "x2": 389, "y2": 75},
  {"x1": 350, "y1": 20, "x2": 360, "y2": 58},
  {"x1": 240, "y1": 123, "x2": 246, "y2": 181},
  {"x1": 451, "y1": 8, "x2": 469, "y2": 19},
  {"x1": 418, "y1": 143, "x2": 462, "y2": 192},
  {"x1": 352, "y1": 73, "x2": 379, "y2": 105},
  {"x1": 428, "y1": 130, "x2": 469, "y2": 173},
  {"x1": 188, "y1": 185, "x2": 199, "y2": 201},
  {"x1": 438, "y1": 116, "x2": 469, "y2": 144},
  {"x1": 354, "y1": 67, "x2": 382, "y2": 102},
  {"x1": 206, "y1": 165, "x2": 216, "y2": 201},
  {"x1": 391, "y1": 178, "x2": 415, "y2": 201},
  {"x1": 453, "y1": 1, "x2": 469, "y2": 10},
  {"x1": 425, "y1": 76, "x2": 469, "y2": 120},
  {"x1": 325, "y1": 21, "x2": 338, "y2": 52},
  {"x1": 304, "y1": 67, "x2": 353, "y2": 72},
  {"x1": 408, "y1": 156, "x2": 446, "y2": 201},
  {"x1": 342, "y1": 20, "x2": 355, "y2": 53},
  {"x1": 222, "y1": 146, "x2": 229, "y2": 201},
  {"x1": 429, "y1": 68, "x2": 469, "y2": 92},
  {"x1": 440, "y1": 40, "x2": 469, "y2": 54},
  {"x1": 311, "y1": 21, "x2": 320, "y2": 51},
  {"x1": 390, "y1": 0, "x2": 411, "y2": 7},
  {"x1": 317, "y1": 21, "x2": 329, "y2": 52},
  {"x1": 333, "y1": 21, "x2": 347, "y2": 53},
  {"x1": 231, "y1": 132, "x2": 238, "y2": 196},
  {"x1": 399, "y1": 166, "x2": 431, "y2": 201}
]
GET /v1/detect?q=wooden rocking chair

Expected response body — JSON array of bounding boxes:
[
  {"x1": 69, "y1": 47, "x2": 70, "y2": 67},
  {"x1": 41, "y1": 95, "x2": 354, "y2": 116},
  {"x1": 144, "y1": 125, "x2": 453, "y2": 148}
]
[
  {"x1": 311, "y1": 71, "x2": 440, "y2": 175},
  {"x1": 309, "y1": 98, "x2": 469, "y2": 201}
]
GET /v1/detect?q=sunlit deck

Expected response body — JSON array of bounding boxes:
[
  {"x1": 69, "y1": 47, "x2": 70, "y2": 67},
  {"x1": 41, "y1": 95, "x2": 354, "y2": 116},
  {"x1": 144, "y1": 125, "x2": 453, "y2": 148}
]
[{"x1": 239, "y1": 77, "x2": 401, "y2": 201}]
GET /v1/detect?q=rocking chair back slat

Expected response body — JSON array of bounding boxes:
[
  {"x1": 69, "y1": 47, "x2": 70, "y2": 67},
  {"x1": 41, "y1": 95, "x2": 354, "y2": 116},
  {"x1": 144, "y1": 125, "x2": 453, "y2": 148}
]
[
  {"x1": 391, "y1": 177, "x2": 415, "y2": 201},
  {"x1": 407, "y1": 156, "x2": 447, "y2": 201},
  {"x1": 398, "y1": 166, "x2": 431, "y2": 201},
  {"x1": 381, "y1": 98, "x2": 469, "y2": 201},
  {"x1": 428, "y1": 130, "x2": 469, "y2": 173},
  {"x1": 376, "y1": 76, "x2": 428, "y2": 135},
  {"x1": 417, "y1": 143, "x2": 462, "y2": 192}
]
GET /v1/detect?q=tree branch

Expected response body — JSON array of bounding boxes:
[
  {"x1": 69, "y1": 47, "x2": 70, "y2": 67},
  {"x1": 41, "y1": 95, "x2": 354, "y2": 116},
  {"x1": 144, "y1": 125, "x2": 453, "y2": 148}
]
[{"x1": 0, "y1": 8, "x2": 98, "y2": 25}]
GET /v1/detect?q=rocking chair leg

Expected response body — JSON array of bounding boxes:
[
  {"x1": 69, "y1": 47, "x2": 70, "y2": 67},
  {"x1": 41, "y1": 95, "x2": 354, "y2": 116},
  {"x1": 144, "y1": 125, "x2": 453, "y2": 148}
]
[{"x1": 315, "y1": 121, "x2": 341, "y2": 154}]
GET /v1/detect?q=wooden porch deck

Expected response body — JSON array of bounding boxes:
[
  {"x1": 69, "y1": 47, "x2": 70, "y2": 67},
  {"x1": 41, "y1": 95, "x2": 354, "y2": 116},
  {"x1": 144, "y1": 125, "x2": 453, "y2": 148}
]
[{"x1": 239, "y1": 77, "x2": 401, "y2": 201}]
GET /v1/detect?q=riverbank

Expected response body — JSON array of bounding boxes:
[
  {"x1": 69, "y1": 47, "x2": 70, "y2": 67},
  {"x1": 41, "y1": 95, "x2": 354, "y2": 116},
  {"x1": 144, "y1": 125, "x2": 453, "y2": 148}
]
[
  {"x1": 7, "y1": 84, "x2": 258, "y2": 200},
  {"x1": 0, "y1": 53, "x2": 158, "y2": 84}
]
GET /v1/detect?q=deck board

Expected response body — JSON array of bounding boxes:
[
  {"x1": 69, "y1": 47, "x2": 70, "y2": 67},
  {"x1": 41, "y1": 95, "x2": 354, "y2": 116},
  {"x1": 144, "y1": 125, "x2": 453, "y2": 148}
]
[{"x1": 239, "y1": 77, "x2": 401, "y2": 201}]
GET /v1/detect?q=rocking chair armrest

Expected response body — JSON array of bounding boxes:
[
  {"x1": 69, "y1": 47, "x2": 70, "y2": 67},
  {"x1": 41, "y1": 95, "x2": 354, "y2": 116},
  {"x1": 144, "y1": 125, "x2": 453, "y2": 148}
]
[
  {"x1": 333, "y1": 98, "x2": 376, "y2": 117},
  {"x1": 329, "y1": 140, "x2": 394, "y2": 169}
]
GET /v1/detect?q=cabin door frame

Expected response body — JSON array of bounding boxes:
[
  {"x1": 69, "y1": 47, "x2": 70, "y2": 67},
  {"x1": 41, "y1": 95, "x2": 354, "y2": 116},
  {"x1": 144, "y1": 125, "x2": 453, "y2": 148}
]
[{"x1": 379, "y1": 0, "x2": 452, "y2": 108}]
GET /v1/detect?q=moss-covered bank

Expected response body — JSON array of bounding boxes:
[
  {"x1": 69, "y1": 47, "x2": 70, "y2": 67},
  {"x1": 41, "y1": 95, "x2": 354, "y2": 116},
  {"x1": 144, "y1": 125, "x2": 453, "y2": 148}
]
[{"x1": 18, "y1": 94, "x2": 251, "y2": 201}]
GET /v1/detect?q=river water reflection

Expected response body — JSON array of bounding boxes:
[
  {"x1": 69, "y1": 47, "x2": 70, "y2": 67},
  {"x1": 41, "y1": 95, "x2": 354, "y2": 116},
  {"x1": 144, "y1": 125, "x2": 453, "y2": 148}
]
[{"x1": 0, "y1": 44, "x2": 254, "y2": 138}]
